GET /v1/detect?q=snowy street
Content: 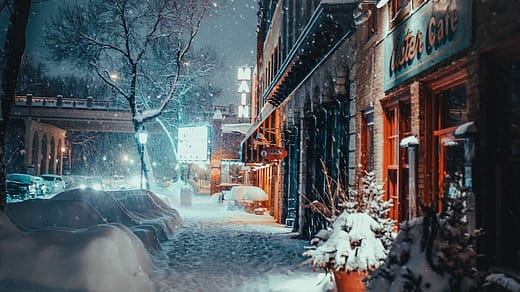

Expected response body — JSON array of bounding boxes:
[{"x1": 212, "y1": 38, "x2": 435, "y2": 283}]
[{"x1": 151, "y1": 193, "x2": 333, "y2": 292}]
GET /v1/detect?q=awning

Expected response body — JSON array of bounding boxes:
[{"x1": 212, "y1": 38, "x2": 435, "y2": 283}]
[
  {"x1": 264, "y1": 1, "x2": 356, "y2": 107},
  {"x1": 241, "y1": 1, "x2": 357, "y2": 158}
]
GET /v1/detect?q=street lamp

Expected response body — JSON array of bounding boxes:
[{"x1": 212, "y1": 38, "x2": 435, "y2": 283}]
[{"x1": 137, "y1": 127, "x2": 148, "y2": 190}]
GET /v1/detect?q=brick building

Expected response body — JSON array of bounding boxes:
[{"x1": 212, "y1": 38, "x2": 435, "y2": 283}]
[
  {"x1": 245, "y1": 0, "x2": 519, "y2": 271},
  {"x1": 242, "y1": 0, "x2": 359, "y2": 237},
  {"x1": 355, "y1": 0, "x2": 520, "y2": 270},
  {"x1": 210, "y1": 110, "x2": 251, "y2": 194}
]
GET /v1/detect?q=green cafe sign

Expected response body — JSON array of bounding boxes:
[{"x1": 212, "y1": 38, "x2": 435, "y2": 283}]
[{"x1": 384, "y1": 0, "x2": 472, "y2": 91}]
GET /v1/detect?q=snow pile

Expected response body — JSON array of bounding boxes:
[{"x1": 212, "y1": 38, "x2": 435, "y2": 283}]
[
  {"x1": 155, "y1": 179, "x2": 195, "y2": 206},
  {"x1": 0, "y1": 212, "x2": 153, "y2": 291},
  {"x1": 48, "y1": 188, "x2": 183, "y2": 253},
  {"x1": 1, "y1": 188, "x2": 184, "y2": 291}
]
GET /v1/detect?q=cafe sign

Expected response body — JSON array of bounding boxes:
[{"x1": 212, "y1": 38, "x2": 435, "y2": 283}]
[{"x1": 384, "y1": 0, "x2": 472, "y2": 91}]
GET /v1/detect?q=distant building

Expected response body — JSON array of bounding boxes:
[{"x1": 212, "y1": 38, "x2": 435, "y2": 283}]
[{"x1": 210, "y1": 110, "x2": 251, "y2": 194}]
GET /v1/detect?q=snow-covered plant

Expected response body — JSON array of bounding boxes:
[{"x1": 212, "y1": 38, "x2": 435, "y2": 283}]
[
  {"x1": 303, "y1": 169, "x2": 395, "y2": 273},
  {"x1": 366, "y1": 173, "x2": 482, "y2": 291}
]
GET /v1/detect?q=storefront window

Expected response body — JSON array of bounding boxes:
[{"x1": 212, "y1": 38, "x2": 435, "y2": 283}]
[
  {"x1": 442, "y1": 84, "x2": 468, "y2": 128},
  {"x1": 433, "y1": 83, "x2": 467, "y2": 211},
  {"x1": 220, "y1": 160, "x2": 243, "y2": 184},
  {"x1": 384, "y1": 100, "x2": 411, "y2": 223}
]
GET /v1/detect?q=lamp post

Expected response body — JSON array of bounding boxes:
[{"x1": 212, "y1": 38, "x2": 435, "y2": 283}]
[{"x1": 137, "y1": 127, "x2": 148, "y2": 190}]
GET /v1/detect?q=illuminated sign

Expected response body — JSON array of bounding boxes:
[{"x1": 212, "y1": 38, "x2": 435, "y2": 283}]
[
  {"x1": 177, "y1": 126, "x2": 209, "y2": 161},
  {"x1": 237, "y1": 66, "x2": 252, "y2": 118},
  {"x1": 384, "y1": 0, "x2": 472, "y2": 91},
  {"x1": 238, "y1": 67, "x2": 252, "y2": 81},
  {"x1": 260, "y1": 146, "x2": 288, "y2": 161},
  {"x1": 238, "y1": 105, "x2": 250, "y2": 118}
]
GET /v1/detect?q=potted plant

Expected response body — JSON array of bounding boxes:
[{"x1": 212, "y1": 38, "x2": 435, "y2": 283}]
[{"x1": 303, "y1": 168, "x2": 395, "y2": 292}]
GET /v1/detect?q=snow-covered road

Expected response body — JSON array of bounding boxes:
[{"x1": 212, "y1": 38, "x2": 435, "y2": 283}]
[{"x1": 150, "y1": 194, "x2": 334, "y2": 292}]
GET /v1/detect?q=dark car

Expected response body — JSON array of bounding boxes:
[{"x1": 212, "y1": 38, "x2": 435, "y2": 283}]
[{"x1": 6, "y1": 173, "x2": 45, "y2": 200}]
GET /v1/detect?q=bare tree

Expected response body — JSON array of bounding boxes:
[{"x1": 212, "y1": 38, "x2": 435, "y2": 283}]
[
  {"x1": 0, "y1": 0, "x2": 31, "y2": 210},
  {"x1": 44, "y1": 0, "x2": 214, "y2": 189}
]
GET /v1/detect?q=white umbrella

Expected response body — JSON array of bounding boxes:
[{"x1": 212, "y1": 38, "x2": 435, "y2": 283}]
[{"x1": 230, "y1": 186, "x2": 268, "y2": 201}]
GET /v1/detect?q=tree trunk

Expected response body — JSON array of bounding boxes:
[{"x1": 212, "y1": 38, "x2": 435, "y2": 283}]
[{"x1": 0, "y1": 0, "x2": 32, "y2": 211}]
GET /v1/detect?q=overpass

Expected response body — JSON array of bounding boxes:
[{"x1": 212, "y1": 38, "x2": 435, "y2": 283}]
[
  {"x1": 10, "y1": 95, "x2": 151, "y2": 133},
  {"x1": 7, "y1": 95, "x2": 166, "y2": 176}
]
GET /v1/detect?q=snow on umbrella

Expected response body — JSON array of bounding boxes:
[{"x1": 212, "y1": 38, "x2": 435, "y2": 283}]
[{"x1": 230, "y1": 186, "x2": 268, "y2": 201}]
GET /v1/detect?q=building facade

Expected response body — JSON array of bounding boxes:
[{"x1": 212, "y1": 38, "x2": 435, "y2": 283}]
[
  {"x1": 245, "y1": 0, "x2": 520, "y2": 272},
  {"x1": 357, "y1": 0, "x2": 520, "y2": 270},
  {"x1": 242, "y1": 0, "x2": 359, "y2": 238}
]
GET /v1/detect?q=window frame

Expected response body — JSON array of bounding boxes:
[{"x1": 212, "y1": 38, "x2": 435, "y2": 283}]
[
  {"x1": 382, "y1": 93, "x2": 412, "y2": 223},
  {"x1": 426, "y1": 70, "x2": 468, "y2": 212}
]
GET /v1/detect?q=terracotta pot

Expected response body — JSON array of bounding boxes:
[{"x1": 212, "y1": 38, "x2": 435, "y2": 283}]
[{"x1": 333, "y1": 270, "x2": 366, "y2": 292}]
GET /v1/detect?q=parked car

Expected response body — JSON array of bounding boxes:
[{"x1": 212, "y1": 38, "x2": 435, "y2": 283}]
[
  {"x1": 41, "y1": 174, "x2": 66, "y2": 194},
  {"x1": 6, "y1": 173, "x2": 46, "y2": 200}
]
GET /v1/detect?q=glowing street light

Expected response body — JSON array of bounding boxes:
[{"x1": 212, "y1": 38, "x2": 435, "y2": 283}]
[{"x1": 137, "y1": 127, "x2": 148, "y2": 190}]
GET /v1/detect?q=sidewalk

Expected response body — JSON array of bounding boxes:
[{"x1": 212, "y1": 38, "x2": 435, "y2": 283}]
[{"x1": 150, "y1": 192, "x2": 335, "y2": 292}]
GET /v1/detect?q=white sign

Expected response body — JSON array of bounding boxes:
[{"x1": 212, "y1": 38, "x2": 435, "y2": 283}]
[
  {"x1": 178, "y1": 126, "x2": 209, "y2": 161},
  {"x1": 237, "y1": 67, "x2": 252, "y2": 80},
  {"x1": 238, "y1": 105, "x2": 250, "y2": 118},
  {"x1": 237, "y1": 66, "x2": 252, "y2": 119},
  {"x1": 237, "y1": 81, "x2": 250, "y2": 93}
]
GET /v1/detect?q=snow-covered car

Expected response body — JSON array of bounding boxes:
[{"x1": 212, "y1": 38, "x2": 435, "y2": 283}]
[
  {"x1": 41, "y1": 174, "x2": 67, "y2": 194},
  {"x1": 6, "y1": 173, "x2": 46, "y2": 200}
]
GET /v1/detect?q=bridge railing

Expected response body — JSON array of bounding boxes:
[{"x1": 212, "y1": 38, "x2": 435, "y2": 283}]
[{"x1": 14, "y1": 95, "x2": 120, "y2": 110}]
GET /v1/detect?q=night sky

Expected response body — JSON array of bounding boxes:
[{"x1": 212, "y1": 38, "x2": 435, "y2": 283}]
[
  {"x1": 198, "y1": 0, "x2": 258, "y2": 105},
  {"x1": 1, "y1": 0, "x2": 258, "y2": 106}
]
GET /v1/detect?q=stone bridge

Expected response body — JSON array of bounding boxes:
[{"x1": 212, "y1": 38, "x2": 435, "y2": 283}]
[{"x1": 8, "y1": 95, "x2": 163, "y2": 175}]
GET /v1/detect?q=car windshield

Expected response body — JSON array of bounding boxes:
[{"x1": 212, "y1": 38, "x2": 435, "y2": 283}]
[{"x1": 41, "y1": 176, "x2": 55, "y2": 181}]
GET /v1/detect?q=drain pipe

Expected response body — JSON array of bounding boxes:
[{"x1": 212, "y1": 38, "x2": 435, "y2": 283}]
[{"x1": 400, "y1": 136, "x2": 419, "y2": 221}]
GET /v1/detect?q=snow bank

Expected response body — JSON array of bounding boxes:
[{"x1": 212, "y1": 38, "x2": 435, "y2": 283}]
[
  {"x1": 0, "y1": 212, "x2": 153, "y2": 292},
  {"x1": 51, "y1": 188, "x2": 182, "y2": 249},
  {"x1": 0, "y1": 188, "x2": 185, "y2": 291},
  {"x1": 110, "y1": 189, "x2": 183, "y2": 237}
]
